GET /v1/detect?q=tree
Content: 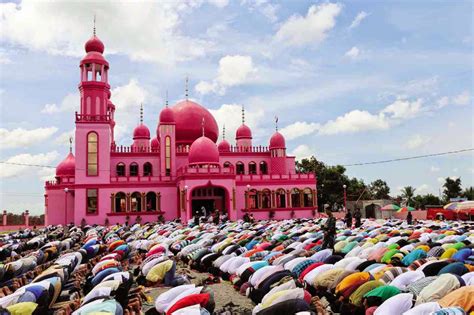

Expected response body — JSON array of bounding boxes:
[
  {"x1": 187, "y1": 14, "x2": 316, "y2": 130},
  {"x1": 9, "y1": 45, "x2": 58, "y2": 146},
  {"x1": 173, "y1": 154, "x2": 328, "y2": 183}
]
[
  {"x1": 443, "y1": 177, "x2": 462, "y2": 201},
  {"x1": 400, "y1": 186, "x2": 416, "y2": 206},
  {"x1": 462, "y1": 186, "x2": 473, "y2": 200},
  {"x1": 412, "y1": 194, "x2": 441, "y2": 209},
  {"x1": 369, "y1": 179, "x2": 391, "y2": 199}
]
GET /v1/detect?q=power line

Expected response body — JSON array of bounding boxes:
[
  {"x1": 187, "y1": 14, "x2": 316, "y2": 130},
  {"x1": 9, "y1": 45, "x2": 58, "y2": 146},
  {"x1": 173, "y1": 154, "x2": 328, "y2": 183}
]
[
  {"x1": 342, "y1": 148, "x2": 473, "y2": 167},
  {"x1": 0, "y1": 148, "x2": 472, "y2": 170}
]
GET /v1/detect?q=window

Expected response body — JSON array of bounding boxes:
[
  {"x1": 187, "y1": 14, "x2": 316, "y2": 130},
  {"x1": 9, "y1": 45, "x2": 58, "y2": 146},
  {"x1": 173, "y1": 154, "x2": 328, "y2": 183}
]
[
  {"x1": 262, "y1": 189, "x2": 271, "y2": 208},
  {"x1": 223, "y1": 161, "x2": 231, "y2": 168},
  {"x1": 87, "y1": 132, "x2": 98, "y2": 176},
  {"x1": 249, "y1": 162, "x2": 257, "y2": 175},
  {"x1": 165, "y1": 136, "x2": 171, "y2": 176},
  {"x1": 146, "y1": 192, "x2": 157, "y2": 211},
  {"x1": 236, "y1": 162, "x2": 245, "y2": 175},
  {"x1": 276, "y1": 189, "x2": 286, "y2": 208},
  {"x1": 260, "y1": 161, "x2": 268, "y2": 175},
  {"x1": 116, "y1": 163, "x2": 125, "y2": 176},
  {"x1": 87, "y1": 189, "x2": 98, "y2": 214},
  {"x1": 131, "y1": 192, "x2": 142, "y2": 212},
  {"x1": 115, "y1": 192, "x2": 126, "y2": 212},
  {"x1": 143, "y1": 162, "x2": 152, "y2": 176},
  {"x1": 303, "y1": 188, "x2": 313, "y2": 207},
  {"x1": 130, "y1": 163, "x2": 138, "y2": 176},
  {"x1": 291, "y1": 188, "x2": 301, "y2": 207},
  {"x1": 248, "y1": 189, "x2": 259, "y2": 209}
]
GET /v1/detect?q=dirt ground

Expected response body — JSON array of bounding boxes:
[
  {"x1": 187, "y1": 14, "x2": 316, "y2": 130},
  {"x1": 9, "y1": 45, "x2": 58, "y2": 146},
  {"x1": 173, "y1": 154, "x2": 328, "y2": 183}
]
[{"x1": 142, "y1": 263, "x2": 255, "y2": 314}]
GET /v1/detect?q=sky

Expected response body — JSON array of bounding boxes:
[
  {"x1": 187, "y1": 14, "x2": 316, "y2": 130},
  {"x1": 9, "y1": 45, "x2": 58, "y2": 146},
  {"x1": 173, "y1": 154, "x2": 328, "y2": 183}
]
[{"x1": 0, "y1": 0, "x2": 473, "y2": 215}]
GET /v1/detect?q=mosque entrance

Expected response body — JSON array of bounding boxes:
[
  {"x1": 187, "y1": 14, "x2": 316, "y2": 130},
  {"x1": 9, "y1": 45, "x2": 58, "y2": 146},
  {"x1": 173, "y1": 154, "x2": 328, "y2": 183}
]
[{"x1": 191, "y1": 187, "x2": 227, "y2": 217}]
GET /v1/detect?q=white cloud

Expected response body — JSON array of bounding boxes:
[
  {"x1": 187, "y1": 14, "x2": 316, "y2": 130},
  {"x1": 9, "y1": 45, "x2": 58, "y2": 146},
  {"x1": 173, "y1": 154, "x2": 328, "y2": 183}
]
[
  {"x1": 437, "y1": 96, "x2": 449, "y2": 109},
  {"x1": 195, "y1": 55, "x2": 256, "y2": 95},
  {"x1": 209, "y1": 103, "x2": 265, "y2": 143},
  {"x1": 280, "y1": 121, "x2": 320, "y2": 140},
  {"x1": 405, "y1": 134, "x2": 430, "y2": 149},
  {"x1": 349, "y1": 11, "x2": 369, "y2": 29},
  {"x1": 242, "y1": 0, "x2": 279, "y2": 22},
  {"x1": 207, "y1": 0, "x2": 229, "y2": 8},
  {"x1": 437, "y1": 177, "x2": 445, "y2": 184},
  {"x1": 0, "y1": 1, "x2": 212, "y2": 64},
  {"x1": 290, "y1": 144, "x2": 314, "y2": 160},
  {"x1": 41, "y1": 93, "x2": 79, "y2": 114},
  {"x1": 319, "y1": 110, "x2": 389, "y2": 135},
  {"x1": 417, "y1": 184, "x2": 430, "y2": 194},
  {"x1": 54, "y1": 129, "x2": 75, "y2": 146},
  {"x1": 275, "y1": 3, "x2": 342, "y2": 46},
  {"x1": 430, "y1": 166, "x2": 440, "y2": 172},
  {"x1": 453, "y1": 90, "x2": 470, "y2": 106},
  {"x1": 0, "y1": 49, "x2": 12, "y2": 64},
  {"x1": 38, "y1": 167, "x2": 56, "y2": 182},
  {"x1": 0, "y1": 127, "x2": 58, "y2": 149},
  {"x1": 381, "y1": 98, "x2": 424, "y2": 120},
  {"x1": 0, "y1": 151, "x2": 59, "y2": 178},
  {"x1": 344, "y1": 46, "x2": 360, "y2": 59}
]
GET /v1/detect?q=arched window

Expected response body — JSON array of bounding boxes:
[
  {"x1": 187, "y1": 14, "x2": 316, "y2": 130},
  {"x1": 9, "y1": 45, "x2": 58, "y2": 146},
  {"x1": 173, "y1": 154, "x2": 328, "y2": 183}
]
[
  {"x1": 165, "y1": 136, "x2": 171, "y2": 176},
  {"x1": 87, "y1": 132, "x2": 98, "y2": 176},
  {"x1": 223, "y1": 161, "x2": 231, "y2": 168},
  {"x1": 291, "y1": 188, "x2": 301, "y2": 207},
  {"x1": 146, "y1": 192, "x2": 156, "y2": 211},
  {"x1": 130, "y1": 163, "x2": 138, "y2": 176},
  {"x1": 248, "y1": 161, "x2": 257, "y2": 175},
  {"x1": 259, "y1": 161, "x2": 268, "y2": 175},
  {"x1": 248, "y1": 189, "x2": 259, "y2": 209},
  {"x1": 116, "y1": 163, "x2": 125, "y2": 177},
  {"x1": 143, "y1": 162, "x2": 152, "y2": 176},
  {"x1": 276, "y1": 189, "x2": 286, "y2": 208},
  {"x1": 303, "y1": 188, "x2": 313, "y2": 207},
  {"x1": 236, "y1": 162, "x2": 245, "y2": 175},
  {"x1": 115, "y1": 192, "x2": 126, "y2": 212},
  {"x1": 262, "y1": 189, "x2": 271, "y2": 208},
  {"x1": 131, "y1": 192, "x2": 142, "y2": 212}
]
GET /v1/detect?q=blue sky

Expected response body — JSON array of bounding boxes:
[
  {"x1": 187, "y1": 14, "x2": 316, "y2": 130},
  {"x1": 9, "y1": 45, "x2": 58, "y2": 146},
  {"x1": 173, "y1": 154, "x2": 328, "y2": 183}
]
[{"x1": 0, "y1": 0, "x2": 472, "y2": 214}]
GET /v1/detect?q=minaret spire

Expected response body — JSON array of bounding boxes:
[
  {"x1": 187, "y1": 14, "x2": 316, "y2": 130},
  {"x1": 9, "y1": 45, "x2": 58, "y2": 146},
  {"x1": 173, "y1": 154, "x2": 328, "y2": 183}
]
[
  {"x1": 139, "y1": 104, "x2": 143, "y2": 124},
  {"x1": 165, "y1": 90, "x2": 169, "y2": 108},
  {"x1": 201, "y1": 117, "x2": 205, "y2": 136},
  {"x1": 185, "y1": 76, "x2": 189, "y2": 100},
  {"x1": 69, "y1": 136, "x2": 73, "y2": 153},
  {"x1": 241, "y1": 105, "x2": 245, "y2": 124},
  {"x1": 93, "y1": 14, "x2": 96, "y2": 36},
  {"x1": 275, "y1": 116, "x2": 278, "y2": 131},
  {"x1": 222, "y1": 124, "x2": 226, "y2": 140}
]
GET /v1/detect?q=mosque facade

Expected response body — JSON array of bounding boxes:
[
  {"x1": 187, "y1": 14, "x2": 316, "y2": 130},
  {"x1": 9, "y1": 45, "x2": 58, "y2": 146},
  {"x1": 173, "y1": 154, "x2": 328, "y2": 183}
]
[{"x1": 44, "y1": 33, "x2": 317, "y2": 225}]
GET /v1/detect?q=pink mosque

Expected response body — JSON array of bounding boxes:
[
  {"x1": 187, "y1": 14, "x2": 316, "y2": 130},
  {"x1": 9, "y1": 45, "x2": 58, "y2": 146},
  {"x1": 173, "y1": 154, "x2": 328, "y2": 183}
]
[{"x1": 44, "y1": 32, "x2": 317, "y2": 225}]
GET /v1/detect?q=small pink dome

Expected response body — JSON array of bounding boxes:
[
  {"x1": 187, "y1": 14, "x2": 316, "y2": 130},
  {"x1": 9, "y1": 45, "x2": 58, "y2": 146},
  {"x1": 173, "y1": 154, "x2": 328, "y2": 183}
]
[
  {"x1": 56, "y1": 153, "x2": 75, "y2": 177},
  {"x1": 188, "y1": 136, "x2": 220, "y2": 165},
  {"x1": 85, "y1": 35, "x2": 105, "y2": 53},
  {"x1": 159, "y1": 107, "x2": 175, "y2": 124},
  {"x1": 151, "y1": 137, "x2": 160, "y2": 149},
  {"x1": 236, "y1": 124, "x2": 252, "y2": 139},
  {"x1": 269, "y1": 131, "x2": 286, "y2": 149},
  {"x1": 218, "y1": 139, "x2": 231, "y2": 152},
  {"x1": 81, "y1": 51, "x2": 108, "y2": 66},
  {"x1": 133, "y1": 123, "x2": 150, "y2": 140}
]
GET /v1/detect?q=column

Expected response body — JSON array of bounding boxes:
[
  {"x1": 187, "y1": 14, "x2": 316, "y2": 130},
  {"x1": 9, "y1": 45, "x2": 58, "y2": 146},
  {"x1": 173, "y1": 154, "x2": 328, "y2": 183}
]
[
  {"x1": 92, "y1": 63, "x2": 97, "y2": 81},
  {"x1": 2, "y1": 210, "x2": 7, "y2": 226},
  {"x1": 156, "y1": 192, "x2": 161, "y2": 211},
  {"x1": 271, "y1": 190, "x2": 275, "y2": 208},
  {"x1": 286, "y1": 190, "x2": 291, "y2": 208},
  {"x1": 24, "y1": 210, "x2": 29, "y2": 227},
  {"x1": 244, "y1": 191, "x2": 248, "y2": 209},
  {"x1": 258, "y1": 191, "x2": 263, "y2": 209},
  {"x1": 110, "y1": 193, "x2": 115, "y2": 213},
  {"x1": 300, "y1": 191, "x2": 304, "y2": 208},
  {"x1": 141, "y1": 192, "x2": 146, "y2": 212},
  {"x1": 126, "y1": 193, "x2": 131, "y2": 212},
  {"x1": 312, "y1": 189, "x2": 317, "y2": 207}
]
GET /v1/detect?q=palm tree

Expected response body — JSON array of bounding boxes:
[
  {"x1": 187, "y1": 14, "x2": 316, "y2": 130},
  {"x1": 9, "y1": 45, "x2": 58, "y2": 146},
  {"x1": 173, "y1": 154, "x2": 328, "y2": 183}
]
[{"x1": 400, "y1": 186, "x2": 416, "y2": 206}]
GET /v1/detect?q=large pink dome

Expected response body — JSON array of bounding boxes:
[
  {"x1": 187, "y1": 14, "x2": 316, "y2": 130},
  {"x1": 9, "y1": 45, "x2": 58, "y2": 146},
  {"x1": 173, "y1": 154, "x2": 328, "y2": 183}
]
[
  {"x1": 85, "y1": 35, "x2": 105, "y2": 53},
  {"x1": 236, "y1": 124, "x2": 252, "y2": 139},
  {"x1": 56, "y1": 153, "x2": 75, "y2": 177},
  {"x1": 133, "y1": 123, "x2": 150, "y2": 140},
  {"x1": 218, "y1": 139, "x2": 231, "y2": 152},
  {"x1": 171, "y1": 100, "x2": 219, "y2": 144},
  {"x1": 269, "y1": 131, "x2": 286, "y2": 149},
  {"x1": 188, "y1": 136, "x2": 220, "y2": 165}
]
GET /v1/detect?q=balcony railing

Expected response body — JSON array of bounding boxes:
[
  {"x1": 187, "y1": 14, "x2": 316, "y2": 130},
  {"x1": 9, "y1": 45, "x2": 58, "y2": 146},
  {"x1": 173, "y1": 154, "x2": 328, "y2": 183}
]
[
  {"x1": 236, "y1": 173, "x2": 315, "y2": 181},
  {"x1": 75, "y1": 112, "x2": 111, "y2": 123},
  {"x1": 111, "y1": 145, "x2": 158, "y2": 153}
]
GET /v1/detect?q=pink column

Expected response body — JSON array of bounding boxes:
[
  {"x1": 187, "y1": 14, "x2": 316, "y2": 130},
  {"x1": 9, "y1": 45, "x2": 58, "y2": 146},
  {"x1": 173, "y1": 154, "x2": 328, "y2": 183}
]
[
  {"x1": 2, "y1": 210, "x2": 6, "y2": 226},
  {"x1": 24, "y1": 210, "x2": 29, "y2": 227}
]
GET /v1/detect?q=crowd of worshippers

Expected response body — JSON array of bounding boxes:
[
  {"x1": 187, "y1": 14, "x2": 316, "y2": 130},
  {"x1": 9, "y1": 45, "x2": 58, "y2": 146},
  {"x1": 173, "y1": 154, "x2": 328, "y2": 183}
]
[
  {"x1": 192, "y1": 207, "x2": 229, "y2": 226},
  {"x1": 0, "y1": 216, "x2": 473, "y2": 315}
]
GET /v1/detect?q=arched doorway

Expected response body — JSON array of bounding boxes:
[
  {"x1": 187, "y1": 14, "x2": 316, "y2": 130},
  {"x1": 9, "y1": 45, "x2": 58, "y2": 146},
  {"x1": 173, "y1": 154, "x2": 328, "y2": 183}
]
[
  {"x1": 190, "y1": 186, "x2": 227, "y2": 218},
  {"x1": 365, "y1": 203, "x2": 377, "y2": 218}
]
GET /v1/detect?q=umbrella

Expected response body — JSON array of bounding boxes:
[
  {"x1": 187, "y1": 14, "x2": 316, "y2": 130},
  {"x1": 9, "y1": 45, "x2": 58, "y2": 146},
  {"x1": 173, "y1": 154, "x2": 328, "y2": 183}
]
[
  {"x1": 381, "y1": 204, "x2": 400, "y2": 211},
  {"x1": 397, "y1": 206, "x2": 415, "y2": 212},
  {"x1": 443, "y1": 202, "x2": 459, "y2": 210}
]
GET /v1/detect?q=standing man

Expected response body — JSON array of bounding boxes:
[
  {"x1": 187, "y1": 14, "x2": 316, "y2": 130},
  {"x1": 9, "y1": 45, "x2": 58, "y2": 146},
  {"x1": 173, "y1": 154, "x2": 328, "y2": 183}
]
[
  {"x1": 322, "y1": 208, "x2": 336, "y2": 250},
  {"x1": 406, "y1": 211, "x2": 413, "y2": 225},
  {"x1": 354, "y1": 208, "x2": 362, "y2": 228},
  {"x1": 345, "y1": 210, "x2": 352, "y2": 228}
]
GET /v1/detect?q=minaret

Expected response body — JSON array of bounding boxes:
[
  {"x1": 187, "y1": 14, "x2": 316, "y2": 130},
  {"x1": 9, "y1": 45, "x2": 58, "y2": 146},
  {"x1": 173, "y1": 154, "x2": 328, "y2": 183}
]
[
  {"x1": 269, "y1": 116, "x2": 287, "y2": 174},
  {"x1": 235, "y1": 105, "x2": 253, "y2": 148},
  {"x1": 158, "y1": 91, "x2": 176, "y2": 178}
]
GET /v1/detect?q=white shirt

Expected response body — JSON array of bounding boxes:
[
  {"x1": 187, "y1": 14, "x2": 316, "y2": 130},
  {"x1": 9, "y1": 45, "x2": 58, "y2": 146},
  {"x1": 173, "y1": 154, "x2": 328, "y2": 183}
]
[
  {"x1": 374, "y1": 293, "x2": 414, "y2": 315},
  {"x1": 390, "y1": 271, "x2": 425, "y2": 290}
]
